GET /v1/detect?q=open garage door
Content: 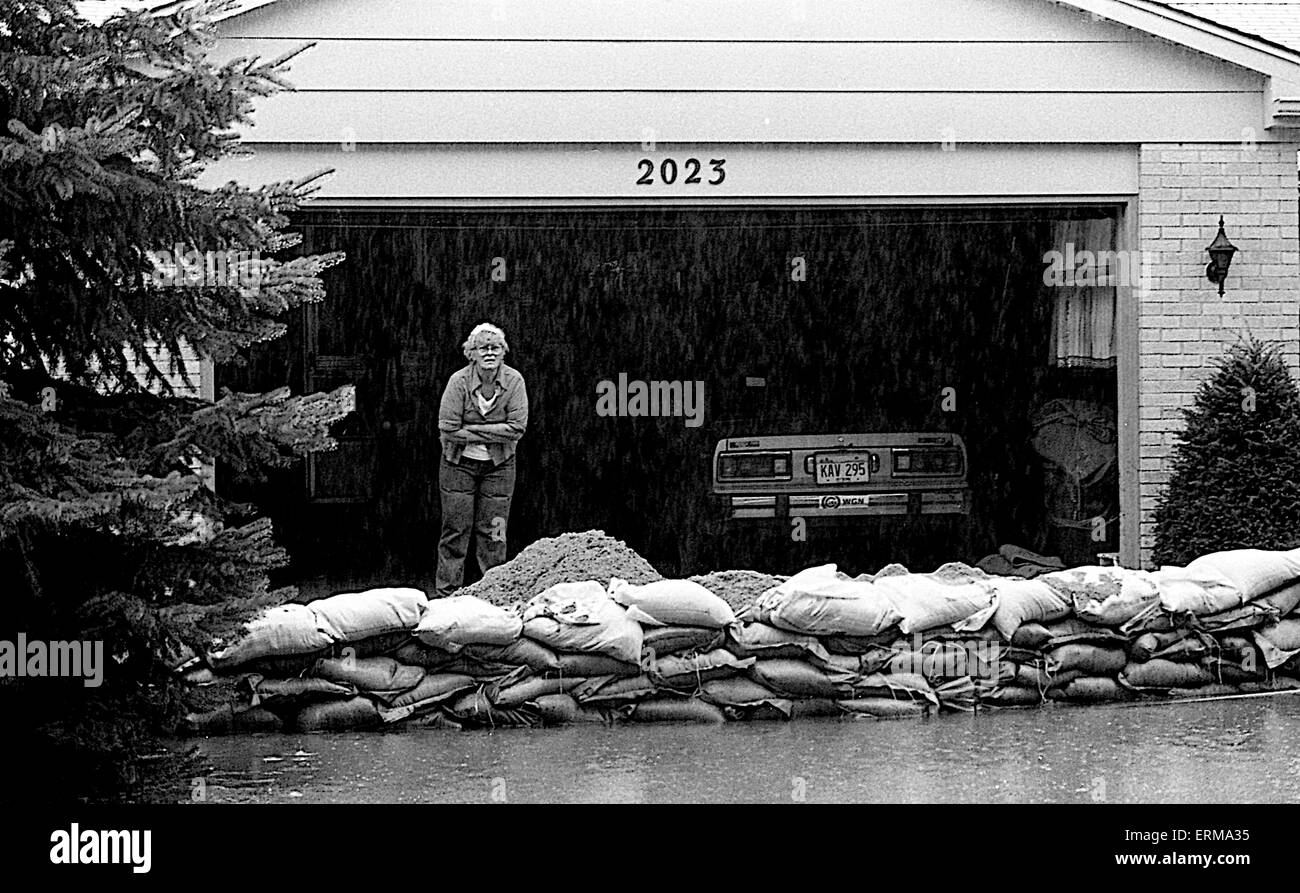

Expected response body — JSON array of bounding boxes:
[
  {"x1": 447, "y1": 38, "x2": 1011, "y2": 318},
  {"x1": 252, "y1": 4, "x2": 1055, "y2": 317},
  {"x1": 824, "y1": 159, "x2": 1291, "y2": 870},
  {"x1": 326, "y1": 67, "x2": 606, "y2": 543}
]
[{"x1": 219, "y1": 205, "x2": 1120, "y2": 580}]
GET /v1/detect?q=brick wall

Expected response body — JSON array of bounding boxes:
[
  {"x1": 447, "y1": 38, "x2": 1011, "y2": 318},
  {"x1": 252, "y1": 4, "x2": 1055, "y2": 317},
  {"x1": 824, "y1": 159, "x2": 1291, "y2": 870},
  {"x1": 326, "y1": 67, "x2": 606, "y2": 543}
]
[{"x1": 1137, "y1": 142, "x2": 1300, "y2": 566}]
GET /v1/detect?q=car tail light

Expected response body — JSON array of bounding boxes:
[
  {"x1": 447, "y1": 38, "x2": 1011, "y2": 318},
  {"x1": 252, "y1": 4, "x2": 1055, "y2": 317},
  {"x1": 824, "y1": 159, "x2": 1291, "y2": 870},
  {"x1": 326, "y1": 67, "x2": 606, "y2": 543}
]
[
  {"x1": 893, "y1": 448, "x2": 964, "y2": 475},
  {"x1": 717, "y1": 451, "x2": 793, "y2": 481}
]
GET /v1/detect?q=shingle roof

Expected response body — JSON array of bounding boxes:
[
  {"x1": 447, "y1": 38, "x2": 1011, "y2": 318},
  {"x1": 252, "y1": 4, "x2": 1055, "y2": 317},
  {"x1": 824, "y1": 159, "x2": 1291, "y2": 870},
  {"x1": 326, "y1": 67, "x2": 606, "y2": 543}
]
[{"x1": 1165, "y1": 1, "x2": 1300, "y2": 53}]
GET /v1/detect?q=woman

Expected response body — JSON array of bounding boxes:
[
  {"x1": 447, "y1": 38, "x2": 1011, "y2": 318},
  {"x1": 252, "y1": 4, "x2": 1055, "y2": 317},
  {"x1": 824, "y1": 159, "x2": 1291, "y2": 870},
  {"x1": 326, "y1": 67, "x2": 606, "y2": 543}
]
[{"x1": 435, "y1": 322, "x2": 528, "y2": 597}]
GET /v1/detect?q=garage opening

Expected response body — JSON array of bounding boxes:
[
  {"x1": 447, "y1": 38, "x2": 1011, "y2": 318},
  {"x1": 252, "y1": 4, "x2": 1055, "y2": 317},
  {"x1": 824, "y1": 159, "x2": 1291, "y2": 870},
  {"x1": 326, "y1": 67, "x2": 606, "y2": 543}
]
[{"x1": 219, "y1": 205, "x2": 1120, "y2": 582}]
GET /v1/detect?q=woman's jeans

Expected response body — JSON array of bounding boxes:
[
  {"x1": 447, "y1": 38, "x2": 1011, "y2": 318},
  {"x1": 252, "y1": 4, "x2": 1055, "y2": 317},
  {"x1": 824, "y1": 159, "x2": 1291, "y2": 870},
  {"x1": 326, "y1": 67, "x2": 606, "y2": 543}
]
[{"x1": 436, "y1": 455, "x2": 516, "y2": 597}]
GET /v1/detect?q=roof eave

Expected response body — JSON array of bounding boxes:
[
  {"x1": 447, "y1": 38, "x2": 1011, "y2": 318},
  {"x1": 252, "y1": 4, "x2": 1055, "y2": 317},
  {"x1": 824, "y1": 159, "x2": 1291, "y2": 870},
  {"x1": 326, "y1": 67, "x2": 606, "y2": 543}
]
[{"x1": 1055, "y1": 0, "x2": 1300, "y2": 130}]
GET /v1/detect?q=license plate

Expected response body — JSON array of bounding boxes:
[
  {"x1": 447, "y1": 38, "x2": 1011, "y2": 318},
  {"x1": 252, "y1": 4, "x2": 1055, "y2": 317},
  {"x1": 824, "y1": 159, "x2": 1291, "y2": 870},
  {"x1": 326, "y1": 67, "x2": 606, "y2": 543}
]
[{"x1": 814, "y1": 452, "x2": 871, "y2": 485}]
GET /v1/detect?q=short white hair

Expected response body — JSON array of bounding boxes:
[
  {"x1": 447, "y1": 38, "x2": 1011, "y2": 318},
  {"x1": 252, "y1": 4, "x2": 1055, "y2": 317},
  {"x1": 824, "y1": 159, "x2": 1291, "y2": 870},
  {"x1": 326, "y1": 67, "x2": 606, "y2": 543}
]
[{"x1": 462, "y1": 322, "x2": 509, "y2": 360}]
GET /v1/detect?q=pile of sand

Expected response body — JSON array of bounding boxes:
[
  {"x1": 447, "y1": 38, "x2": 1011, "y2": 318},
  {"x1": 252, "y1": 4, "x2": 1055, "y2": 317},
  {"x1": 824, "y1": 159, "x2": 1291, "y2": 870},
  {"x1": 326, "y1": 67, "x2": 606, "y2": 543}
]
[
  {"x1": 688, "y1": 569, "x2": 787, "y2": 614},
  {"x1": 460, "y1": 530, "x2": 663, "y2": 609}
]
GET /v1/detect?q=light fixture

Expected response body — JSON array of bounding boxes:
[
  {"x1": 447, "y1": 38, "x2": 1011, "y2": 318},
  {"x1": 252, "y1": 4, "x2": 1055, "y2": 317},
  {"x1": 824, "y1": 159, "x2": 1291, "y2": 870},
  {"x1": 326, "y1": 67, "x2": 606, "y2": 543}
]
[{"x1": 1205, "y1": 216, "x2": 1238, "y2": 297}]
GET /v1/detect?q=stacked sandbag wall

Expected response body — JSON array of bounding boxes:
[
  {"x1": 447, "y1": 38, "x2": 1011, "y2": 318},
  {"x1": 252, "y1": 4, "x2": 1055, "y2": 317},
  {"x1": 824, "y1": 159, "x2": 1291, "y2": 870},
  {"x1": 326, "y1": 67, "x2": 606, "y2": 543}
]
[{"x1": 179, "y1": 547, "x2": 1300, "y2": 734}]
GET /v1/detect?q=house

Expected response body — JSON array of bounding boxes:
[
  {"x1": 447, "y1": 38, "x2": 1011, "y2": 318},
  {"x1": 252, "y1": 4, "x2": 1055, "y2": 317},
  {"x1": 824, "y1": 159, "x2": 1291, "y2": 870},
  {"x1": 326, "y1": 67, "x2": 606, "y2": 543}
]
[{"x1": 102, "y1": 0, "x2": 1300, "y2": 577}]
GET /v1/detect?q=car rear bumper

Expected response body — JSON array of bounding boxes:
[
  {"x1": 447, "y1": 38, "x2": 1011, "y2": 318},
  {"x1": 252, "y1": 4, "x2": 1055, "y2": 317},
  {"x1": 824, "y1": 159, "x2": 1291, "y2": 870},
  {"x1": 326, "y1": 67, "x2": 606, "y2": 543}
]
[{"x1": 722, "y1": 489, "x2": 971, "y2": 521}]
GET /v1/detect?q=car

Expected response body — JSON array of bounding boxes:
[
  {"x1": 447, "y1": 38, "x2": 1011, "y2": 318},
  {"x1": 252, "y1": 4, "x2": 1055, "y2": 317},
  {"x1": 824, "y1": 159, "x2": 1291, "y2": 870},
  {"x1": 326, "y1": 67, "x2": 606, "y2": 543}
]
[{"x1": 712, "y1": 431, "x2": 971, "y2": 523}]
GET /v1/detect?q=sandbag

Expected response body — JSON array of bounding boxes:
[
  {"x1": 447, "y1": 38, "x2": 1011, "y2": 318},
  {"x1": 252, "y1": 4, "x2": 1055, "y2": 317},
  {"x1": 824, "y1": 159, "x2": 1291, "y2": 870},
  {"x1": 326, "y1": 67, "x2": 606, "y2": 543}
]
[
  {"x1": 246, "y1": 675, "x2": 358, "y2": 708},
  {"x1": 979, "y1": 685, "x2": 1042, "y2": 706},
  {"x1": 748, "y1": 658, "x2": 856, "y2": 698},
  {"x1": 724, "y1": 622, "x2": 834, "y2": 666},
  {"x1": 1150, "y1": 636, "x2": 1213, "y2": 663},
  {"x1": 1185, "y1": 549, "x2": 1300, "y2": 602},
  {"x1": 850, "y1": 672, "x2": 939, "y2": 707},
  {"x1": 1253, "y1": 618, "x2": 1300, "y2": 669},
  {"x1": 1198, "y1": 580, "x2": 1300, "y2": 631},
  {"x1": 933, "y1": 676, "x2": 979, "y2": 712},
  {"x1": 295, "y1": 695, "x2": 381, "y2": 731},
  {"x1": 522, "y1": 581, "x2": 644, "y2": 664},
  {"x1": 310, "y1": 587, "x2": 428, "y2": 643},
  {"x1": 387, "y1": 673, "x2": 477, "y2": 711},
  {"x1": 416, "y1": 595, "x2": 522, "y2": 653},
  {"x1": 1015, "y1": 663, "x2": 1080, "y2": 691},
  {"x1": 1041, "y1": 566, "x2": 1160, "y2": 627},
  {"x1": 1120, "y1": 659, "x2": 1215, "y2": 690},
  {"x1": 837, "y1": 697, "x2": 928, "y2": 719},
  {"x1": 446, "y1": 689, "x2": 494, "y2": 721},
  {"x1": 548, "y1": 652, "x2": 641, "y2": 678},
  {"x1": 1048, "y1": 643, "x2": 1127, "y2": 676},
  {"x1": 463, "y1": 638, "x2": 560, "y2": 673},
  {"x1": 208, "y1": 604, "x2": 335, "y2": 670},
  {"x1": 455, "y1": 705, "x2": 538, "y2": 728},
  {"x1": 650, "y1": 649, "x2": 756, "y2": 689},
  {"x1": 1011, "y1": 617, "x2": 1128, "y2": 650},
  {"x1": 493, "y1": 676, "x2": 587, "y2": 709},
  {"x1": 631, "y1": 697, "x2": 727, "y2": 724},
  {"x1": 699, "y1": 676, "x2": 786, "y2": 707},
  {"x1": 726, "y1": 700, "x2": 795, "y2": 721},
  {"x1": 532, "y1": 693, "x2": 581, "y2": 725},
  {"x1": 346, "y1": 629, "x2": 417, "y2": 658},
  {"x1": 609, "y1": 577, "x2": 736, "y2": 628},
  {"x1": 1130, "y1": 629, "x2": 1196, "y2": 662},
  {"x1": 887, "y1": 640, "x2": 1002, "y2": 682},
  {"x1": 821, "y1": 632, "x2": 903, "y2": 655},
  {"x1": 184, "y1": 704, "x2": 289, "y2": 735},
  {"x1": 1261, "y1": 580, "x2": 1300, "y2": 615},
  {"x1": 1047, "y1": 676, "x2": 1132, "y2": 703},
  {"x1": 821, "y1": 653, "x2": 868, "y2": 676},
  {"x1": 233, "y1": 705, "x2": 286, "y2": 731},
  {"x1": 988, "y1": 578, "x2": 1071, "y2": 640},
  {"x1": 389, "y1": 640, "x2": 459, "y2": 670},
  {"x1": 1202, "y1": 656, "x2": 1263, "y2": 685},
  {"x1": 441, "y1": 653, "x2": 534, "y2": 680},
  {"x1": 1153, "y1": 565, "x2": 1245, "y2": 616},
  {"x1": 869, "y1": 563, "x2": 997, "y2": 634},
  {"x1": 572, "y1": 674, "x2": 659, "y2": 704},
  {"x1": 748, "y1": 565, "x2": 901, "y2": 637},
  {"x1": 642, "y1": 625, "x2": 725, "y2": 657},
  {"x1": 312, "y1": 655, "x2": 425, "y2": 692}
]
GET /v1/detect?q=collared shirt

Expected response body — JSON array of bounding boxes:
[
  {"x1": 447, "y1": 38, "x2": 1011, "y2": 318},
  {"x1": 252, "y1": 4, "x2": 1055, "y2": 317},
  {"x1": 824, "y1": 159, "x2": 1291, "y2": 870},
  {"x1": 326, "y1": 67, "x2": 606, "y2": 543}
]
[{"x1": 438, "y1": 362, "x2": 528, "y2": 465}]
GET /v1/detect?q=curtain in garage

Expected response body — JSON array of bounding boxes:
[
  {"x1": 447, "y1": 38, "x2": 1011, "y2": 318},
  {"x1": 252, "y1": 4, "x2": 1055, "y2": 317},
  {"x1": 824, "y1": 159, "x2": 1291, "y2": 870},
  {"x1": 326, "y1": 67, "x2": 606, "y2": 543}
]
[{"x1": 1047, "y1": 217, "x2": 1117, "y2": 369}]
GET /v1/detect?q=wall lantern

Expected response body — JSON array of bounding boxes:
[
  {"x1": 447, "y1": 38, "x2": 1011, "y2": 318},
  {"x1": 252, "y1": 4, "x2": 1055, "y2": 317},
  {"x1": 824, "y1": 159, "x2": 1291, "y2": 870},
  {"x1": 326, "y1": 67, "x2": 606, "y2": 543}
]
[{"x1": 1205, "y1": 216, "x2": 1238, "y2": 296}]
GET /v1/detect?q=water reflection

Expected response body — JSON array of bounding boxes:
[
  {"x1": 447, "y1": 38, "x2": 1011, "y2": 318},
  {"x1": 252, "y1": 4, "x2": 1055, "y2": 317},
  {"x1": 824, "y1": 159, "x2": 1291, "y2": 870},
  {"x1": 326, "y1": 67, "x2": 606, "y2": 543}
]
[{"x1": 176, "y1": 699, "x2": 1300, "y2": 804}]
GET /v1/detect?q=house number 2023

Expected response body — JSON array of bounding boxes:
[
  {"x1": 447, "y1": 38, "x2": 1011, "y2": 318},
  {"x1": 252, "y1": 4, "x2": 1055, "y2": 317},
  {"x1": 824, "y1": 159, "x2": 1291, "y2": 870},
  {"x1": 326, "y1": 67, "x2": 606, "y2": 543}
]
[{"x1": 636, "y1": 157, "x2": 726, "y2": 186}]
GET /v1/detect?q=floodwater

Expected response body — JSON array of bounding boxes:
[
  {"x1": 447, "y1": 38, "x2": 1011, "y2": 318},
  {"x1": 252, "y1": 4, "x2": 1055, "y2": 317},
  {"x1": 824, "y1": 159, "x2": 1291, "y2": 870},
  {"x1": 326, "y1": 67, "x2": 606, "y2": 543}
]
[{"x1": 177, "y1": 697, "x2": 1300, "y2": 804}]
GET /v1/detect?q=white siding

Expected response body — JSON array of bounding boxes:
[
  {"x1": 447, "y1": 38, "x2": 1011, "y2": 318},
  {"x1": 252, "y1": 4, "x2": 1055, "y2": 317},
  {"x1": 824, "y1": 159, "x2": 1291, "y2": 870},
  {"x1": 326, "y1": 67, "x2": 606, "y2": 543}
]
[
  {"x1": 201, "y1": 142, "x2": 1139, "y2": 200},
  {"x1": 212, "y1": 0, "x2": 1271, "y2": 145}
]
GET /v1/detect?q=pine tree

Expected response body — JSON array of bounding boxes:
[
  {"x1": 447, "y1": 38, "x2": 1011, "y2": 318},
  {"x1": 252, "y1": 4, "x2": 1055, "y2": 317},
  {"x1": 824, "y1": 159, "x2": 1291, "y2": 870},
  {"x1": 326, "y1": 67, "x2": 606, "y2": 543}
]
[
  {"x1": 0, "y1": 0, "x2": 353, "y2": 801},
  {"x1": 1152, "y1": 337, "x2": 1300, "y2": 567}
]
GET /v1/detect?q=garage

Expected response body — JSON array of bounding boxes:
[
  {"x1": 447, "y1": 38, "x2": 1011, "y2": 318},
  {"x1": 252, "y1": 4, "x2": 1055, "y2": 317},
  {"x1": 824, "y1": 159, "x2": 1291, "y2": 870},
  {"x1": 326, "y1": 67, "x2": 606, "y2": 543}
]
[
  {"x1": 200, "y1": 0, "x2": 1300, "y2": 582},
  {"x1": 222, "y1": 203, "x2": 1120, "y2": 579}
]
